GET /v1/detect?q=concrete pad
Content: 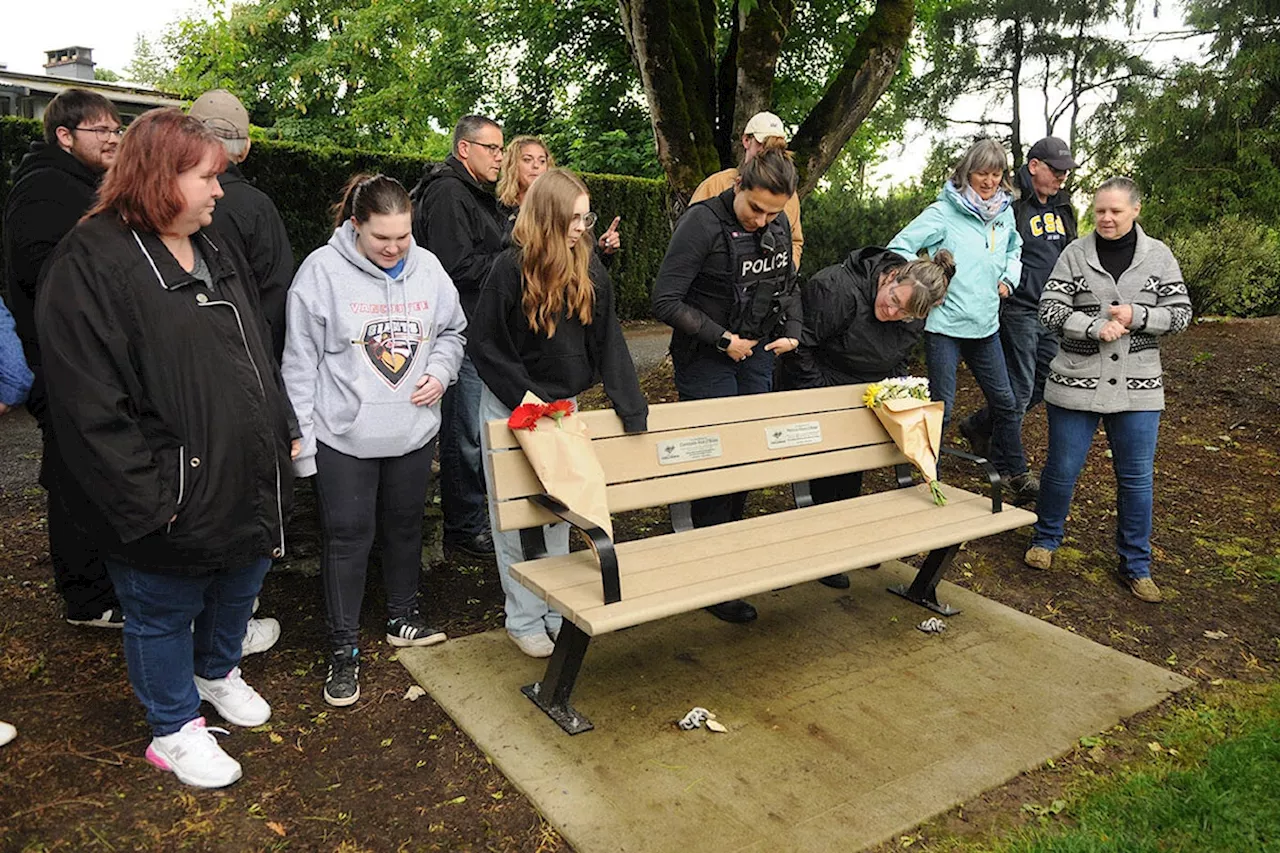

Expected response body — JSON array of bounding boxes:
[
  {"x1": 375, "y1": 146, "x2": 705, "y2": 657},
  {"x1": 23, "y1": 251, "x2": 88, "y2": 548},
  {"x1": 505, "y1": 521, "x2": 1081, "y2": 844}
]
[{"x1": 399, "y1": 561, "x2": 1192, "y2": 853}]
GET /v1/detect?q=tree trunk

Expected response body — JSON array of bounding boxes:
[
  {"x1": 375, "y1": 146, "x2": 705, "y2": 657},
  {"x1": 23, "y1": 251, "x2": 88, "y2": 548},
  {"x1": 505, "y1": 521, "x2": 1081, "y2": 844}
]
[
  {"x1": 788, "y1": 0, "x2": 915, "y2": 197},
  {"x1": 618, "y1": 0, "x2": 722, "y2": 201},
  {"x1": 622, "y1": 0, "x2": 915, "y2": 200},
  {"x1": 731, "y1": 0, "x2": 794, "y2": 154},
  {"x1": 1009, "y1": 22, "x2": 1024, "y2": 170}
]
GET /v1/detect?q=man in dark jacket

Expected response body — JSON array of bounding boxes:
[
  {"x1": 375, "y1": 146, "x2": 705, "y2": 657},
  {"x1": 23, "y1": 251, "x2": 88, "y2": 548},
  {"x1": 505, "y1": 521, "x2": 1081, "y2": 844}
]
[
  {"x1": 2, "y1": 89, "x2": 123, "y2": 627},
  {"x1": 959, "y1": 136, "x2": 1079, "y2": 493},
  {"x1": 409, "y1": 115, "x2": 506, "y2": 557},
  {"x1": 189, "y1": 89, "x2": 294, "y2": 364}
]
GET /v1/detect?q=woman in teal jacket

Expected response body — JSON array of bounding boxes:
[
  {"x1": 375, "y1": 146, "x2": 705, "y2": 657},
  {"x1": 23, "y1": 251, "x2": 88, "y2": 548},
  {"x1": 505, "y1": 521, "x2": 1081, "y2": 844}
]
[{"x1": 888, "y1": 138, "x2": 1033, "y2": 501}]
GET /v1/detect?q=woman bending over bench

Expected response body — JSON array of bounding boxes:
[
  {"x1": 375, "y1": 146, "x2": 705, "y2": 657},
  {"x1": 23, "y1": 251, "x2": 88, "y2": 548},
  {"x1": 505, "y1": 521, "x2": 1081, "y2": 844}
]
[
  {"x1": 470, "y1": 169, "x2": 648, "y2": 658},
  {"x1": 776, "y1": 246, "x2": 954, "y2": 587}
]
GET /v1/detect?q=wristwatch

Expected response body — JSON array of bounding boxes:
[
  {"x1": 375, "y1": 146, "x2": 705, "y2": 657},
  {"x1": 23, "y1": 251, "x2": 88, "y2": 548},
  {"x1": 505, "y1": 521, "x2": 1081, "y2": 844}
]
[{"x1": 716, "y1": 331, "x2": 733, "y2": 353}]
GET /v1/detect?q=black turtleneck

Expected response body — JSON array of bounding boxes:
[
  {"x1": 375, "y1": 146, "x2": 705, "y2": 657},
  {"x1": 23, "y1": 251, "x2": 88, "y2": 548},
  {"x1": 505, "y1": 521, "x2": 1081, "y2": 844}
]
[{"x1": 1095, "y1": 227, "x2": 1137, "y2": 282}]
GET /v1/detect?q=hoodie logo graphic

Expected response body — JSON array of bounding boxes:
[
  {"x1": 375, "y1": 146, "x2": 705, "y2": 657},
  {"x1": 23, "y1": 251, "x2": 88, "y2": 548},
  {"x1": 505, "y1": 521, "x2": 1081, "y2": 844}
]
[{"x1": 361, "y1": 319, "x2": 423, "y2": 388}]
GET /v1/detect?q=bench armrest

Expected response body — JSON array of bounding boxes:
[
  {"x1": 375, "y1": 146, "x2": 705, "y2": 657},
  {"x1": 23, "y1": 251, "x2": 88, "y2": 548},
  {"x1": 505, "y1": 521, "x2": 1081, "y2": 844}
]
[
  {"x1": 940, "y1": 447, "x2": 1003, "y2": 512},
  {"x1": 526, "y1": 494, "x2": 622, "y2": 605}
]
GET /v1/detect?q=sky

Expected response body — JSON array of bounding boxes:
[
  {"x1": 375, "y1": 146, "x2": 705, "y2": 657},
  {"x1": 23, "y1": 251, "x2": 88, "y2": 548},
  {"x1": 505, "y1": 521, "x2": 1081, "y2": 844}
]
[{"x1": 2, "y1": 0, "x2": 1208, "y2": 190}]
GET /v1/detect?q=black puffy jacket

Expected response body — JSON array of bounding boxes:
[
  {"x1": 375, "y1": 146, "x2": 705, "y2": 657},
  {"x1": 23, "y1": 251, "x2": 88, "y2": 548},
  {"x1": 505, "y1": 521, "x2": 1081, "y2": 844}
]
[
  {"x1": 37, "y1": 214, "x2": 298, "y2": 576},
  {"x1": 777, "y1": 247, "x2": 923, "y2": 390}
]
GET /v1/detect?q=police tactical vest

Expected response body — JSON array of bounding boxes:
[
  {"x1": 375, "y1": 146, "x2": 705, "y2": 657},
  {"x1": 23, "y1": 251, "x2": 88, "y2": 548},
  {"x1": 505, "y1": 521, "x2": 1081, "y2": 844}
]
[{"x1": 718, "y1": 200, "x2": 794, "y2": 340}]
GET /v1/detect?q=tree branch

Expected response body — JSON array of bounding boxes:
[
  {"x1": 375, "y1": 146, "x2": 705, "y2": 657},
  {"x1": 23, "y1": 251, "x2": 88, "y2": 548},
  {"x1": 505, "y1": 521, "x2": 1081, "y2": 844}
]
[
  {"x1": 789, "y1": 0, "x2": 915, "y2": 197},
  {"x1": 714, "y1": 0, "x2": 741, "y2": 167},
  {"x1": 732, "y1": 0, "x2": 794, "y2": 147}
]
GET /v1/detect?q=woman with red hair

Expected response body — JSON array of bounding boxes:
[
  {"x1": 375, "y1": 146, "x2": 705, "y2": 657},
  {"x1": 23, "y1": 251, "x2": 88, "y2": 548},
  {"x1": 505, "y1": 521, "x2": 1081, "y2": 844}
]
[{"x1": 36, "y1": 108, "x2": 299, "y2": 788}]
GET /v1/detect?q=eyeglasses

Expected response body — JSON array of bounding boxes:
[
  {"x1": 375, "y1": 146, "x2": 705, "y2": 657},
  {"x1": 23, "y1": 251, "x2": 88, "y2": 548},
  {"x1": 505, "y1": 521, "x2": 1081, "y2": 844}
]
[
  {"x1": 73, "y1": 125, "x2": 125, "y2": 140},
  {"x1": 464, "y1": 139, "x2": 504, "y2": 156},
  {"x1": 573, "y1": 211, "x2": 598, "y2": 229}
]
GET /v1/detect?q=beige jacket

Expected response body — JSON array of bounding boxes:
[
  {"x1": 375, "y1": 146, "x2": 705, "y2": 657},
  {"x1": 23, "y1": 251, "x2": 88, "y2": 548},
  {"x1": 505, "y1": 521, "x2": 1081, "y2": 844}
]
[{"x1": 690, "y1": 167, "x2": 803, "y2": 269}]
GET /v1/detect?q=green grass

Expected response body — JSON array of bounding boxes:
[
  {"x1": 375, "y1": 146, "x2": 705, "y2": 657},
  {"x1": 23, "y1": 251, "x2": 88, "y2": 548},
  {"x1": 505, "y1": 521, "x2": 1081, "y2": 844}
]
[{"x1": 919, "y1": 684, "x2": 1280, "y2": 853}]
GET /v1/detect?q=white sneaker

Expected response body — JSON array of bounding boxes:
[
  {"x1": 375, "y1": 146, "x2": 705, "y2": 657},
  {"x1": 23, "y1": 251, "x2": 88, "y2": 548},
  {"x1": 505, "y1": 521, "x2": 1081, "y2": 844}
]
[
  {"x1": 241, "y1": 617, "x2": 281, "y2": 657},
  {"x1": 0, "y1": 720, "x2": 15, "y2": 747},
  {"x1": 194, "y1": 666, "x2": 271, "y2": 727},
  {"x1": 509, "y1": 631, "x2": 555, "y2": 658},
  {"x1": 146, "y1": 717, "x2": 242, "y2": 788}
]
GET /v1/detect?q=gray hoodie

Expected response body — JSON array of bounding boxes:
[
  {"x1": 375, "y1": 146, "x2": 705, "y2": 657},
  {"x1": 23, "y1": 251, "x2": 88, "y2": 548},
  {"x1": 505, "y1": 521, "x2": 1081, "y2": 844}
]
[{"x1": 282, "y1": 222, "x2": 467, "y2": 476}]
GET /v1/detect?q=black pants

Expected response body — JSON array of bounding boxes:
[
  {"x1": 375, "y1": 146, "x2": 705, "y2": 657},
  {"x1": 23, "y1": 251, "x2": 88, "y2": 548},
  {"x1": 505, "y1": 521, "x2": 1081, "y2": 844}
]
[
  {"x1": 314, "y1": 440, "x2": 435, "y2": 648},
  {"x1": 40, "y1": 426, "x2": 118, "y2": 618},
  {"x1": 808, "y1": 471, "x2": 864, "y2": 505}
]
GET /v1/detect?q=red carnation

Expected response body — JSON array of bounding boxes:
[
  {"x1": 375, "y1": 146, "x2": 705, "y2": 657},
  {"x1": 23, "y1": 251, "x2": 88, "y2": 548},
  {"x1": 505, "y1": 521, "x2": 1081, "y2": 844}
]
[{"x1": 508, "y1": 403, "x2": 547, "y2": 431}]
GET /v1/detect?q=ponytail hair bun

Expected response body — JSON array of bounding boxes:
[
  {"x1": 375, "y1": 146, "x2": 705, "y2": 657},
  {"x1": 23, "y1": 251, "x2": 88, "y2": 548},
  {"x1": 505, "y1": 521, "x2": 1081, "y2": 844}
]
[{"x1": 931, "y1": 248, "x2": 957, "y2": 283}]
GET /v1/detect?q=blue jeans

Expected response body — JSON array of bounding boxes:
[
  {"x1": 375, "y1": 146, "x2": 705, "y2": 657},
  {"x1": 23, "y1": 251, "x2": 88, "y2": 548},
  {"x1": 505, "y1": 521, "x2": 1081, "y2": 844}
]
[
  {"x1": 924, "y1": 332, "x2": 1027, "y2": 477},
  {"x1": 107, "y1": 558, "x2": 270, "y2": 736},
  {"x1": 479, "y1": 384, "x2": 566, "y2": 639},
  {"x1": 966, "y1": 304, "x2": 1059, "y2": 450},
  {"x1": 1032, "y1": 406, "x2": 1161, "y2": 579},
  {"x1": 439, "y1": 354, "x2": 489, "y2": 540},
  {"x1": 673, "y1": 347, "x2": 774, "y2": 527}
]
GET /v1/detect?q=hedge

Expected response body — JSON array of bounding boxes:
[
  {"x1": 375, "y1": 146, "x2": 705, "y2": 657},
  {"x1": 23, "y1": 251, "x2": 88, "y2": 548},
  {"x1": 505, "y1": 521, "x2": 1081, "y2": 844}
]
[{"x1": 1, "y1": 116, "x2": 670, "y2": 320}]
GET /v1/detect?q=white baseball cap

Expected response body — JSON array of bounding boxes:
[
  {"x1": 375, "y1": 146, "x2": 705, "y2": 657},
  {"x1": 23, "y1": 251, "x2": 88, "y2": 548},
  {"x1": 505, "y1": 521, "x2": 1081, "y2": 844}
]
[{"x1": 743, "y1": 111, "x2": 786, "y2": 143}]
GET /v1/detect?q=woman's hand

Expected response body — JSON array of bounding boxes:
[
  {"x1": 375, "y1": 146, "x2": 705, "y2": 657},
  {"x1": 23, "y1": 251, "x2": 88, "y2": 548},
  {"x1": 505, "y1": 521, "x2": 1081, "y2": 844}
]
[
  {"x1": 598, "y1": 217, "x2": 622, "y2": 254},
  {"x1": 998, "y1": 281, "x2": 1012, "y2": 299},
  {"x1": 1109, "y1": 304, "x2": 1135, "y2": 328},
  {"x1": 411, "y1": 374, "x2": 445, "y2": 407},
  {"x1": 1098, "y1": 319, "x2": 1130, "y2": 342},
  {"x1": 725, "y1": 334, "x2": 757, "y2": 362},
  {"x1": 290, "y1": 439, "x2": 301, "y2": 460},
  {"x1": 764, "y1": 337, "x2": 799, "y2": 355}
]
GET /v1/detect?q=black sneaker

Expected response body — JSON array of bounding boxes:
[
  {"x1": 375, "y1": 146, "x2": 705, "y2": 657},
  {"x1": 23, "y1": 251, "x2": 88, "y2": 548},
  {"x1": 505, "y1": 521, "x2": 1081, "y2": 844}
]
[
  {"x1": 957, "y1": 416, "x2": 991, "y2": 460},
  {"x1": 1007, "y1": 472, "x2": 1040, "y2": 506},
  {"x1": 66, "y1": 607, "x2": 125, "y2": 629},
  {"x1": 705, "y1": 599, "x2": 758, "y2": 623},
  {"x1": 324, "y1": 646, "x2": 360, "y2": 707},
  {"x1": 386, "y1": 610, "x2": 447, "y2": 648},
  {"x1": 444, "y1": 530, "x2": 495, "y2": 558}
]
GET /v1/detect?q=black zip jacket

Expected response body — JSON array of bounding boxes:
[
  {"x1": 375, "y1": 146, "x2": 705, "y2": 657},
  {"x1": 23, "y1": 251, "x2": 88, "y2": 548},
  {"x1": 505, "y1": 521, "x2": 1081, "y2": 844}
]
[
  {"x1": 651, "y1": 189, "x2": 799, "y2": 362},
  {"x1": 470, "y1": 247, "x2": 648, "y2": 433},
  {"x1": 211, "y1": 163, "x2": 294, "y2": 363},
  {"x1": 778, "y1": 247, "x2": 923, "y2": 390},
  {"x1": 1008, "y1": 165, "x2": 1078, "y2": 311},
  {"x1": 2, "y1": 141, "x2": 102, "y2": 418},
  {"x1": 36, "y1": 214, "x2": 298, "y2": 576},
  {"x1": 409, "y1": 156, "x2": 506, "y2": 318}
]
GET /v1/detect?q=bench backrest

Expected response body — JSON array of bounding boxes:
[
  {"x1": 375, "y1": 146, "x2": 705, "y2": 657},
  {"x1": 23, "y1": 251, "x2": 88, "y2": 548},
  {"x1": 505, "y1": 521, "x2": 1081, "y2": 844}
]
[{"x1": 482, "y1": 383, "x2": 910, "y2": 532}]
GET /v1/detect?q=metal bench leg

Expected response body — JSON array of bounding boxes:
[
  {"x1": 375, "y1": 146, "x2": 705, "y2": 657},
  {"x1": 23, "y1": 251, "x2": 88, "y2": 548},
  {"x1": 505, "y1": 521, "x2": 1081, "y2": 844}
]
[
  {"x1": 888, "y1": 544, "x2": 962, "y2": 616},
  {"x1": 522, "y1": 622, "x2": 594, "y2": 735}
]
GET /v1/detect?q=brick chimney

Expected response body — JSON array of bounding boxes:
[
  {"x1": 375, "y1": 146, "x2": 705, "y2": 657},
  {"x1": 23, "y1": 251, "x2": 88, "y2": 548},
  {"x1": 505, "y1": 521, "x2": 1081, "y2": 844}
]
[{"x1": 44, "y1": 47, "x2": 96, "y2": 81}]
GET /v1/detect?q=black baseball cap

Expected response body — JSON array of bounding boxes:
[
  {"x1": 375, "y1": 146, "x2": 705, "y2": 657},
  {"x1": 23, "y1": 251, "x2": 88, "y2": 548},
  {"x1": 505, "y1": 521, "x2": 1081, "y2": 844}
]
[{"x1": 1026, "y1": 136, "x2": 1079, "y2": 171}]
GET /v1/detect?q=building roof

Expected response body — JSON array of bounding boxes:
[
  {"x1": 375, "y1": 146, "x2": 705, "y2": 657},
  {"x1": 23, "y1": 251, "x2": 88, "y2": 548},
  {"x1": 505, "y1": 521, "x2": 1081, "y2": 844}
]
[{"x1": 0, "y1": 68, "x2": 183, "y2": 108}]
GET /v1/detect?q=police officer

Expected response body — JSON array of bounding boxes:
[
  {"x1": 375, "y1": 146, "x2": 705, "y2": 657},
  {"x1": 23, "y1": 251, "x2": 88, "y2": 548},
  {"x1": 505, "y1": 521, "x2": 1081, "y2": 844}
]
[{"x1": 651, "y1": 147, "x2": 801, "y2": 624}]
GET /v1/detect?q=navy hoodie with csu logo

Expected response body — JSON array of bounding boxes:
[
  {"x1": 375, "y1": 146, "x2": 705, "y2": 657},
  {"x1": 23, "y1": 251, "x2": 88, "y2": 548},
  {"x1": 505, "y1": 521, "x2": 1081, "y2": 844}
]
[
  {"x1": 1007, "y1": 164, "x2": 1078, "y2": 311},
  {"x1": 281, "y1": 222, "x2": 467, "y2": 476}
]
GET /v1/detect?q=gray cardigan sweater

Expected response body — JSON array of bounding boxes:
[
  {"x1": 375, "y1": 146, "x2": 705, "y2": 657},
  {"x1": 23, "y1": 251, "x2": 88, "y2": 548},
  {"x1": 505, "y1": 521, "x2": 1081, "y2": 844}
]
[{"x1": 1038, "y1": 225, "x2": 1192, "y2": 413}]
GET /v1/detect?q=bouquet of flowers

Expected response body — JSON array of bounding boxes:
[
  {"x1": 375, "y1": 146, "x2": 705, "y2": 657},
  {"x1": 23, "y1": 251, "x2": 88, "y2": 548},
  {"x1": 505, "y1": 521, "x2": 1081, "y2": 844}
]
[
  {"x1": 862, "y1": 377, "x2": 947, "y2": 506},
  {"x1": 507, "y1": 392, "x2": 612, "y2": 536}
]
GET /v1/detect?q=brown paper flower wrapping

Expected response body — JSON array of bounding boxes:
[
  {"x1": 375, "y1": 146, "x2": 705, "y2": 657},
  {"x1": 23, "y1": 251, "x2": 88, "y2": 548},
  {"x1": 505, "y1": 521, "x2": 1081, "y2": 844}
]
[
  {"x1": 868, "y1": 396, "x2": 947, "y2": 505},
  {"x1": 511, "y1": 392, "x2": 613, "y2": 537}
]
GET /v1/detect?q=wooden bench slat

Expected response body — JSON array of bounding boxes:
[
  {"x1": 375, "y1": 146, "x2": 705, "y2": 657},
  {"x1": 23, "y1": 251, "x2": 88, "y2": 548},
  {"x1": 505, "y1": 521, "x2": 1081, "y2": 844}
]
[
  {"x1": 493, "y1": 442, "x2": 909, "y2": 531},
  {"x1": 488, "y1": 407, "x2": 893, "y2": 501},
  {"x1": 511, "y1": 485, "x2": 1036, "y2": 634},
  {"x1": 483, "y1": 383, "x2": 875, "y2": 450}
]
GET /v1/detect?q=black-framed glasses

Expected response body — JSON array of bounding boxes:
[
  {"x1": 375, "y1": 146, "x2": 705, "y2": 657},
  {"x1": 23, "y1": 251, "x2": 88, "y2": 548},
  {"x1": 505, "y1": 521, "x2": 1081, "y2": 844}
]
[
  {"x1": 464, "y1": 138, "x2": 504, "y2": 156},
  {"x1": 73, "y1": 125, "x2": 125, "y2": 140},
  {"x1": 573, "y1": 211, "x2": 599, "y2": 229}
]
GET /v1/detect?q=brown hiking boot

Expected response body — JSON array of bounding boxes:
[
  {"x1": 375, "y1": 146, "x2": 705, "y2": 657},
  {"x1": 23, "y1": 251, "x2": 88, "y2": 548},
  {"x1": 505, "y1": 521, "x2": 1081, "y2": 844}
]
[
  {"x1": 1127, "y1": 576, "x2": 1163, "y2": 603},
  {"x1": 1024, "y1": 546, "x2": 1053, "y2": 570}
]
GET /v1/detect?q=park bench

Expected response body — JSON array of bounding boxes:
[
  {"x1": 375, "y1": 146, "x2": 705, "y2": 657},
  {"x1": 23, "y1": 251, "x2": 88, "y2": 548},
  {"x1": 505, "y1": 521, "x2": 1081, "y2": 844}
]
[{"x1": 481, "y1": 384, "x2": 1038, "y2": 734}]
